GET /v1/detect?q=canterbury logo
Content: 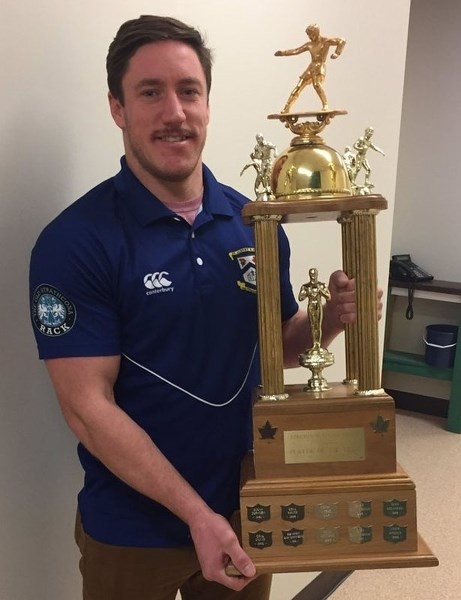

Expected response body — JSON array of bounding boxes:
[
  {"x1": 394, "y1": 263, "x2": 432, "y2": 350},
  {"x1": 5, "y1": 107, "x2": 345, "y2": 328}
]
[{"x1": 144, "y1": 271, "x2": 173, "y2": 290}]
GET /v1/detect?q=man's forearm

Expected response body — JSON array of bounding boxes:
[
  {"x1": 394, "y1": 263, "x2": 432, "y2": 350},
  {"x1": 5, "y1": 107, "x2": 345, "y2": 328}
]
[
  {"x1": 46, "y1": 354, "x2": 258, "y2": 588},
  {"x1": 282, "y1": 309, "x2": 311, "y2": 367},
  {"x1": 282, "y1": 306, "x2": 344, "y2": 368},
  {"x1": 64, "y1": 396, "x2": 211, "y2": 527}
]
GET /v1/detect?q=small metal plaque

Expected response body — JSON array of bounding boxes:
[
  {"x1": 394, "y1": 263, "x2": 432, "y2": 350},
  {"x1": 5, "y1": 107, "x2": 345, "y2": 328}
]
[
  {"x1": 281, "y1": 503, "x2": 305, "y2": 522},
  {"x1": 247, "y1": 504, "x2": 271, "y2": 523},
  {"x1": 282, "y1": 528, "x2": 305, "y2": 547},
  {"x1": 315, "y1": 526, "x2": 340, "y2": 545},
  {"x1": 284, "y1": 427, "x2": 365, "y2": 464},
  {"x1": 315, "y1": 502, "x2": 339, "y2": 520},
  {"x1": 348, "y1": 500, "x2": 372, "y2": 519},
  {"x1": 383, "y1": 499, "x2": 407, "y2": 518},
  {"x1": 249, "y1": 530, "x2": 273, "y2": 549},
  {"x1": 349, "y1": 525, "x2": 373, "y2": 544},
  {"x1": 383, "y1": 524, "x2": 407, "y2": 543}
]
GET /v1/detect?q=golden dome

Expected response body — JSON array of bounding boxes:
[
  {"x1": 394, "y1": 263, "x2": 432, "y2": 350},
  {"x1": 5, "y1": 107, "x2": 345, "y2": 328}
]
[{"x1": 271, "y1": 138, "x2": 352, "y2": 201}]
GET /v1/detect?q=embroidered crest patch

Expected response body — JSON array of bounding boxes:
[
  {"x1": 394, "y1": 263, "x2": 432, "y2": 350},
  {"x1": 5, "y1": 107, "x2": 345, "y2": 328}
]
[
  {"x1": 229, "y1": 247, "x2": 256, "y2": 293},
  {"x1": 32, "y1": 285, "x2": 76, "y2": 336}
]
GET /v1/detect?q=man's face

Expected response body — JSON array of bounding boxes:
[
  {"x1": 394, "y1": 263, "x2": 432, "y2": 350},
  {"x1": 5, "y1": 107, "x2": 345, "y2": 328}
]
[{"x1": 109, "y1": 40, "x2": 210, "y2": 188}]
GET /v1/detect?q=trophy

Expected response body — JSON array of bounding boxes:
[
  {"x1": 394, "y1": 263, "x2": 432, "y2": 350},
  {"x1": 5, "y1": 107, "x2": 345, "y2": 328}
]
[{"x1": 231, "y1": 24, "x2": 438, "y2": 577}]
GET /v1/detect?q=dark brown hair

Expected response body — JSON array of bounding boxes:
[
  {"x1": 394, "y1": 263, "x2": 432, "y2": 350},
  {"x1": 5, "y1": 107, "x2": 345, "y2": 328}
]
[{"x1": 106, "y1": 15, "x2": 213, "y2": 103}]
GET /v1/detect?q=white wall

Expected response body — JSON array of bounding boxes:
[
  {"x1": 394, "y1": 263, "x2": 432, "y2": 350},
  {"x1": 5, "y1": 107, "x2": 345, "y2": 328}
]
[
  {"x1": 391, "y1": 0, "x2": 461, "y2": 280},
  {"x1": 0, "y1": 2, "x2": 410, "y2": 599},
  {"x1": 383, "y1": 0, "x2": 461, "y2": 399}
]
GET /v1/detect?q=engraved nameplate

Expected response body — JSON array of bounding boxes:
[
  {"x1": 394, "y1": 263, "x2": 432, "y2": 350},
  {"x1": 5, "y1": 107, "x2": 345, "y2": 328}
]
[
  {"x1": 383, "y1": 499, "x2": 407, "y2": 518},
  {"x1": 383, "y1": 525, "x2": 407, "y2": 543},
  {"x1": 315, "y1": 526, "x2": 340, "y2": 545},
  {"x1": 315, "y1": 502, "x2": 338, "y2": 520},
  {"x1": 282, "y1": 528, "x2": 305, "y2": 547},
  {"x1": 349, "y1": 525, "x2": 373, "y2": 544},
  {"x1": 281, "y1": 503, "x2": 305, "y2": 522},
  {"x1": 249, "y1": 530, "x2": 273, "y2": 549},
  {"x1": 247, "y1": 504, "x2": 271, "y2": 523},
  {"x1": 348, "y1": 500, "x2": 372, "y2": 519},
  {"x1": 284, "y1": 428, "x2": 365, "y2": 464}
]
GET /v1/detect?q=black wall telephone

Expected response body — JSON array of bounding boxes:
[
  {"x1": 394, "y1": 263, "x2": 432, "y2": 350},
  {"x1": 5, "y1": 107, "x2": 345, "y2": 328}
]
[
  {"x1": 389, "y1": 254, "x2": 433, "y2": 320},
  {"x1": 390, "y1": 254, "x2": 433, "y2": 283}
]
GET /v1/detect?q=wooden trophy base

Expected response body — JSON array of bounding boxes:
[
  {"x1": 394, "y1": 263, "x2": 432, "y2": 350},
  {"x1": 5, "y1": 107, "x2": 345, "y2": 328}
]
[
  {"x1": 227, "y1": 454, "x2": 438, "y2": 575},
  {"x1": 253, "y1": 383, "x2": 396, "y2": 479},
  {"x1": 227, "y1": 383, "x2": 438, "y2": 576}
]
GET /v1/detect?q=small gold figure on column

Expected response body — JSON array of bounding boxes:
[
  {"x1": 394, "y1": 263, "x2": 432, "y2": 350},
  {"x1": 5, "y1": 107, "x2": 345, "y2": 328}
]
[
  {"x1": 275, "y1": 24, "x2": 345, "y2": 113},
  {"x1": 298, "y1": 268, "x2": 335, "y2": 392},
  {"x1": 240, "y1": 133, "x2": 277, "y2": 200},
  {"x1": 344, "y1": 127, "x2": 385, "y2": 195}
]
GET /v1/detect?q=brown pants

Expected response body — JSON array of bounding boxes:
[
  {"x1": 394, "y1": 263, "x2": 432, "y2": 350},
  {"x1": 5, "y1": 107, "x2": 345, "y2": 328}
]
[{"x1": 75, "y1": 513, "x2": 272, "y2": 600}]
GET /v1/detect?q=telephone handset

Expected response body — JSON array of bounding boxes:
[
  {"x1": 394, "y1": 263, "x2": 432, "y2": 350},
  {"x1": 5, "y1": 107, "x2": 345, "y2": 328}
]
[
  {"x1": 390, "y1": 254, "x2": 433, "y2": 283},
  {"x1": 389, "y1": 254, "x2": 433, "y2": 320}
]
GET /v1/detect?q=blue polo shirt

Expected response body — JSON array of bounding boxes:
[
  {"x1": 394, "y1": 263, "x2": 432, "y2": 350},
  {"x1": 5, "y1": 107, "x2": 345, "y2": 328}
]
[{"x1": 29, "y1": 157, "x2": 298, "y2": 547}]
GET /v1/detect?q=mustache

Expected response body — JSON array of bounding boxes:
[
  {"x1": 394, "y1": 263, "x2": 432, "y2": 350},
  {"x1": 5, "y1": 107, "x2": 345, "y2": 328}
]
[{"x1": 151, "y1": 128, "x2": 194, "y2": 139}]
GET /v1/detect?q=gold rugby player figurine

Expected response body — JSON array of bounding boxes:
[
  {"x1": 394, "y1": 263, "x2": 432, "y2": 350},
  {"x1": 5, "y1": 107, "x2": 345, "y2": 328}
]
[{"x1": 275, "y1": 24, "x2": 345, "y2": 113}]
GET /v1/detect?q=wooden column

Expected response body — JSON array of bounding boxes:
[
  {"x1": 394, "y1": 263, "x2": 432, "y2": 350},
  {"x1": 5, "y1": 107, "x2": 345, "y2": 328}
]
[
  {"x1": 253, "y1": 215, "x2": 287, "y2": 399},
  {"x1": 342, "y1": 209, "x2": 382, "y2": 393},
  {"x1": 340, "y1": 214, "x2": 359, "y2": 384}
]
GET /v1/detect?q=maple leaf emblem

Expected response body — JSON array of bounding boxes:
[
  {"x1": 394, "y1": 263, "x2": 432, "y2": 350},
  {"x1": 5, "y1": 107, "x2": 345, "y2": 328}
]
[
  {"x1": 258, "y1": 420, "x2": 278, "y2": 439},
  {"x1": 370, "y1": 415, "x2": 390, "y2": 434}
]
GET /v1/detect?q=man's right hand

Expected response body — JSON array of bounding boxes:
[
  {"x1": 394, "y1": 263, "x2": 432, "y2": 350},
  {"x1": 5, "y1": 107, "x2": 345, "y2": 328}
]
[{"x1": 189, "y1": 509, "x2": 257, "y2": 591}]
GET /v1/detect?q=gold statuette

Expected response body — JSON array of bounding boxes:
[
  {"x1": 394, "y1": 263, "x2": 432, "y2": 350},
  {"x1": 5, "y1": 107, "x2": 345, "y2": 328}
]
[
  {"x1": 241, "y1": 133, "x2": 277, "y2": 201},
  {"x1": 343, "y1": 127, "x2": 385, "y2": 195},
  {"x1": 275, "y1": 23, "x2": 345, "y2": 113},
  {"x1": 268, "y1": 25, "x2": 350, "y2": 201},
  {"x1": 298, "y1": 268, "x2": 334, "y2": 391}
]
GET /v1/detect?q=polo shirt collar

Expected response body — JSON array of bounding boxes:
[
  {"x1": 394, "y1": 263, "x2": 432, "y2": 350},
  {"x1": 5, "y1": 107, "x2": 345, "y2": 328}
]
[{"x1": 114, "y1": 157, "x2": 234, "y2": 226}]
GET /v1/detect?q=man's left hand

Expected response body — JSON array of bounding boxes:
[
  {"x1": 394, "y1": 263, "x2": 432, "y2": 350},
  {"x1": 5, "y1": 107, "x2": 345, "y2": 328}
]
[{"x1": 324, "y1": 270, "x2": 383, "y2": 332}]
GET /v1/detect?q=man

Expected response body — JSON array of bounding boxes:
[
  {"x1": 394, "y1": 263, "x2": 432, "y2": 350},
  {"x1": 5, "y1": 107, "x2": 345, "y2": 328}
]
[
  {"x1": 29, "y1": 15, "x2": 360, "y2": 600},
  {"x1": 275, "y1": 23, "x2": 345, "y2": 113}
]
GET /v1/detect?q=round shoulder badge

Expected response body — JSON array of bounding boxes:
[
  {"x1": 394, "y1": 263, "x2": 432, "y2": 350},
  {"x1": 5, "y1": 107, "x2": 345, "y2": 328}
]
[{"x1": 32, "y1": 285, "x2": 76, "y2": 337}]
